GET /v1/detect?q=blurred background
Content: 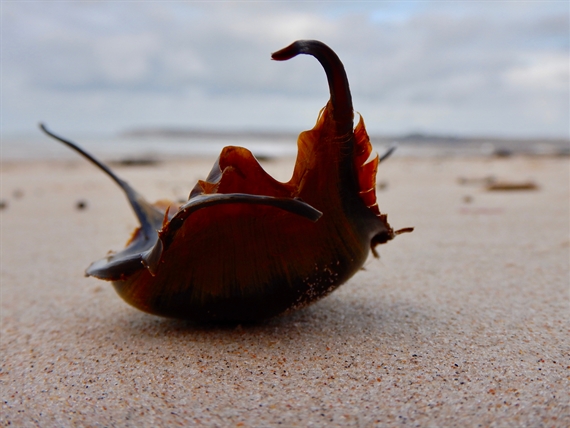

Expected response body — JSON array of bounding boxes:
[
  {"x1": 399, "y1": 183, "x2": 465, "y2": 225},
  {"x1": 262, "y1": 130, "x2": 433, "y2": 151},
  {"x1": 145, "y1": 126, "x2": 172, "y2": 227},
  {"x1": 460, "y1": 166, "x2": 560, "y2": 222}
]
[{"x1": 2, "y1": 1, "x2": 569, "y2": 159}]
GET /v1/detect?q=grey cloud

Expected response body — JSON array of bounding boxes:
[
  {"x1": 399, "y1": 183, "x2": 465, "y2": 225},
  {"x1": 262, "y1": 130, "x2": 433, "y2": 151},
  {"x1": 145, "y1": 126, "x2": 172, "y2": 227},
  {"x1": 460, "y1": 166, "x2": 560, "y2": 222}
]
[{"x1": 2, "y1": 2, "x2": 568, "y2": 137}]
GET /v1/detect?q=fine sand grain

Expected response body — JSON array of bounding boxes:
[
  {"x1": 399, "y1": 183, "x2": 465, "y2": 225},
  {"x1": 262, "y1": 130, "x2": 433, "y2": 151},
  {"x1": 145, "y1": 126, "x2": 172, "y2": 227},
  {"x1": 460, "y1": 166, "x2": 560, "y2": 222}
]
[{"x1": 1, "y1": 155, "x2": 569, "y2": 426}]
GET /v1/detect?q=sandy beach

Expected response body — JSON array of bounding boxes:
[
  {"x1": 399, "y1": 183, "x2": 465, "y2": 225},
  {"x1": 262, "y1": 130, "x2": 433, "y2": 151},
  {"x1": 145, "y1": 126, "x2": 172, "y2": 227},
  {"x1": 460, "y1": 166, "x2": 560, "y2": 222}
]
[{"x1": 1, "y1": 154, "x2": 568, "y2": 426}]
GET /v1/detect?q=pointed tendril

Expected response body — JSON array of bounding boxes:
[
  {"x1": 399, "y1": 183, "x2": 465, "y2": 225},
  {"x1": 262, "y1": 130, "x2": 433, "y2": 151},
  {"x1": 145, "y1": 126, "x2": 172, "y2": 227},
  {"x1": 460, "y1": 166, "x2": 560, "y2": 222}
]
[
  {"x1": 39, "y1": 123, "x2": 158, "y2": 238},
  {"x1": 39, "y1": 123, "x2": 128, "y2": 190},
  {"x1": 379, "y1": 144, "x2": 398, "y2": 163}
]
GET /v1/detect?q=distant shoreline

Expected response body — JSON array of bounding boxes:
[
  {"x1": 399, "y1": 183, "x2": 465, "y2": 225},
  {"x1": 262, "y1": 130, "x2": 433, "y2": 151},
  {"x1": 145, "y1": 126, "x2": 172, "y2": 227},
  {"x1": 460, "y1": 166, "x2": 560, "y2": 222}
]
[
  {"x1": 3, "y1": 129, "x2": 568, "y2": 162},
  {"x1": 119, "y1": 128, "x2": 570, "y2": 158},
  {"x1": 120, "y1": 127, "x2": 570, "y2": 146}
]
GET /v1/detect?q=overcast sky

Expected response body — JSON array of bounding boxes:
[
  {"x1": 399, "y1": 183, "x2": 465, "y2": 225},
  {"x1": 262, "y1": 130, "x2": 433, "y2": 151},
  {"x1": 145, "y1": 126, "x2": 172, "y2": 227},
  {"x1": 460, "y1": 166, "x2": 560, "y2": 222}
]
[{"x1": 2, "y1": 1, "x2": 569, "y2": 138}]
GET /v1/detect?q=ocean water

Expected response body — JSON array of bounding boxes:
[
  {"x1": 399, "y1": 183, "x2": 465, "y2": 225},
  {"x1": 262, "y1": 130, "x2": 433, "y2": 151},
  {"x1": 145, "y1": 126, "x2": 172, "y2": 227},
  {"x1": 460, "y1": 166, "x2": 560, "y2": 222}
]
[
  {"x1": 1, "y1": 134, "x2": 297, "y2": 161},
  {"x1": 2, "y1": 132, "x2": 568, "y2": 162}
]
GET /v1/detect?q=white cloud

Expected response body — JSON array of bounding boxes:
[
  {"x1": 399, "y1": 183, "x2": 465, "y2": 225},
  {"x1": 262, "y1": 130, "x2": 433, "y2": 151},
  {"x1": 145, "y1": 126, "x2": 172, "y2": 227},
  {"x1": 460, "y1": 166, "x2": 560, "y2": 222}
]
[{"x1": 505, "y1": 53, "x2": 569, "y2": 92}]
